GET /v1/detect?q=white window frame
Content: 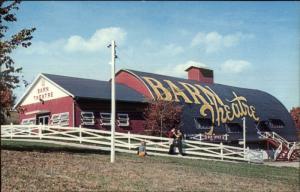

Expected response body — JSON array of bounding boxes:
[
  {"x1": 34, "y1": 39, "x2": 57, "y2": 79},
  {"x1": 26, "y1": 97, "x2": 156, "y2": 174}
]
[
  {"x1": 117, "y1": 113, "x2": 129, "y2": 126},
  {"x1": 59, "y1": 112, "x2": 69, "y2": 126},
  {"x1": 100, "y1": 113, "x2": 111, "y2": 126},
  {"x1": 194, "y1": 118, "x2": 212, "y2": 130},
  {"x1": 50, "y1": 112, "x2": 69, "y2": 126},
  {"x1": 225, "y1": 123, "x2": 243, "y2": 133},
  {"x1": 38, "y1": 115, "x2": 50, "y2": 125},
  {"x1": 257, "y1": 120, "x2": 271, "y2": 132},
  {"x1": 81, "y1": 112, "x2": 95, "y2": 126},
  {"x1": 51, "y1": 114, "x2": 61, "y2": 125},
  {"x1": 21, "y1": 118, "x2": 36, "y2": 125},
  {"x1": 268, "y1": 119, "x2": 285, "y2": 129}
]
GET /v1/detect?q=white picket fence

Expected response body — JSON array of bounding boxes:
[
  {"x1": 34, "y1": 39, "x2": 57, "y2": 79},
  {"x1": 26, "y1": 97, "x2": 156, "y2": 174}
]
[{"x1": 0, "y1": 124, "x2": 263, "y2": 163}]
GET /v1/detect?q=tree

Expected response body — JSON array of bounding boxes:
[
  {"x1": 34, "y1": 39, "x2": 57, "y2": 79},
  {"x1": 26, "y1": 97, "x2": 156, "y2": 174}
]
[
  {"x1": 143, "y1": 99, "x2": 183, "y2": 136},
  {"x1": 290, "y1": 107, "x2": 300, "y2": 138},
  {"x1": 0, "y1": 0, "x2": 35, "y2": 124}
]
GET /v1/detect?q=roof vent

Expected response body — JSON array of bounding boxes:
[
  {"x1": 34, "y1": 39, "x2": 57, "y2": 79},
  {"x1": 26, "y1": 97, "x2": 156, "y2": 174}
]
[{"x1": 185, "y1": 66, "x2": 214, "y2": 84}]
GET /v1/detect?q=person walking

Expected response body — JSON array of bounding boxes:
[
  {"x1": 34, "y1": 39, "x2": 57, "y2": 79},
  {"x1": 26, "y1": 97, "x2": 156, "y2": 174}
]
[{"x1": 168, "y1": 128, "x2": 176, "y2": 154}]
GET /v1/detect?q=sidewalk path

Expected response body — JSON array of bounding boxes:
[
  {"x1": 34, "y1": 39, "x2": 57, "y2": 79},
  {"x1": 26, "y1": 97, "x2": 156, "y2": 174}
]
[{"x1": 264, "y1": 161, "x2": 299, "y2": 168}]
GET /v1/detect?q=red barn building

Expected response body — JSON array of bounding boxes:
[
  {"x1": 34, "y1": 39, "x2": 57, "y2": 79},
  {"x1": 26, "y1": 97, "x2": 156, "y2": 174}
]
[
  {"x1": 15, "y1": 73, "x2": 147, "y2": 133},
  {"x1": 15, "y1": 66, "x2": 298, "y2": 147}
]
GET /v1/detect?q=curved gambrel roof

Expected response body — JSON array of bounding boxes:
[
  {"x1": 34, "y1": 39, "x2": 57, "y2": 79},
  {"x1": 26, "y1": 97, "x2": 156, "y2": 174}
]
[{"x1": 117, "y1": 69, "x2": 297, "y2": 142}]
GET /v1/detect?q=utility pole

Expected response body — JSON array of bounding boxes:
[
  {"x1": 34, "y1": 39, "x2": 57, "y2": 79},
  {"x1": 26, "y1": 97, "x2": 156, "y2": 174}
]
[{"x1": 109, "y1": 40, "x2": 116, "y2": 163}]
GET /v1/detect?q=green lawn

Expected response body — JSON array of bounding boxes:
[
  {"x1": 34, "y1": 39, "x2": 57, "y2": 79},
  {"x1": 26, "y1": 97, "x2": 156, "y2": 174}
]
[{"x1": 1, "y1": 140, "x2": 299, "y2": 191}]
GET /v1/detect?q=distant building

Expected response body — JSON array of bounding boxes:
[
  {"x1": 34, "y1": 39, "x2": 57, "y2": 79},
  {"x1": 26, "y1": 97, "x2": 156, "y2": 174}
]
[{"x1": 14, "y1": 66, "x2": 298, "y2": 147}]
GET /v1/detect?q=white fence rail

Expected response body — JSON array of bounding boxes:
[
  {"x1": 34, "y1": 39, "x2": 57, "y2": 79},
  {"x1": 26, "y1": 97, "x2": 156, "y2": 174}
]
[
  {"x1": 1, "y1": 124, "x2": 259, "y2": 163},
  {"x1": 258, "y1": 131, "x2": 300, "y2": 161}
]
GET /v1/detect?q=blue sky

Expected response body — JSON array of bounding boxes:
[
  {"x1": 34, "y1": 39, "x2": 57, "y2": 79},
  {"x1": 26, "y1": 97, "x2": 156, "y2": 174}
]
[{"x1": 10, "y1": 1, "x2": 300, "y2": 110}]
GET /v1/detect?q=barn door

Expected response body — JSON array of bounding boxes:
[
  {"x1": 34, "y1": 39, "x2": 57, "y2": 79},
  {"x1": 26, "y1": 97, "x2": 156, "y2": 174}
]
[{"x1": 37, "y1": 114, "x2": 50, "y2": 125}]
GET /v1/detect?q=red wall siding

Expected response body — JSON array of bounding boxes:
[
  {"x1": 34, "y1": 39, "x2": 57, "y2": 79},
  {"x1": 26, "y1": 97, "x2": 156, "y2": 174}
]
[
  {"x1": 19, "y1": 96, "x2": 74, "y2": 126},
  {"x1": 76, "y1": 99, "x2": 147, "y2": 133},
  {"x1": 74, "y1": 101, "x2": 82, "y2": 128},
  {"x1": 116, "y1": 71, "x2": 153, "y2": 98},
  {"x1": 187, "y1": 68, "x2": 214, "y2": 84},
  {"x1": 187, "y1": 68, "x2": 199, "y2": 81}
]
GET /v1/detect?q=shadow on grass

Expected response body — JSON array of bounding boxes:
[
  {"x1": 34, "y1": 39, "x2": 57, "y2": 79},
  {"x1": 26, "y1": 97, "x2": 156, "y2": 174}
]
[{"x1": 1, "y1": 140, "x2": 110, "y2": 155}]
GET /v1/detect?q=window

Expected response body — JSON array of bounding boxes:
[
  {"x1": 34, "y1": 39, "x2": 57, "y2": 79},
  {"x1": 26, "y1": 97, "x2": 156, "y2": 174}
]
[
  {"x1": 29, "y1": 118, "x2": 36, "y2": 124},
  {"x1": 38, "y1": 115, "x2": 49, "y2": 125},
  {"x1": 117, "y1": 113, "x2": 129, "y2": 126},
  {"x1": 51, "y1": 114, "x2": 60, "y2": 125},
  {"x1": 194, "y1": 118, "x2": 212, "y2": 130},
  {"x1": 100, "y1": 113, "x2": 111, "y2": 126},
  {"x1": 225, "y1": 123, "x2": 243, "y2": 133},
  {"x1": 21, "y1": 118, "x2": 36, "y2": 125},
  {"x1": 50, "y1": 112, "x2": 69, "y2": 126},
  {"x1": 256, "y1": 121, "x2": 271, "y2": 132},
  {"x1": 28, "y1": 118, "x2": 36, "y2": 125},
  {"x1": 60, "y1": 113, "x2": 69, "y2": 126},
  {"x1": 269, "y1": 119, "x2": 284, "y2": 129},
  {"x1": 81, "y1": 112, "x2": 95, "y2": 125}
]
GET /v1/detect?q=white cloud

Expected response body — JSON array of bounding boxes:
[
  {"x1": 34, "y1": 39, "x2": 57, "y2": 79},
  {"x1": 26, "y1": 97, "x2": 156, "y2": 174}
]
[
  {"x1": 220, "y1": 59, "x2": 251, "y2": 73},
  {"x1": 17, "y1": 27, "x2": 127, "y2": 55},
  {"x1": 64, "y1": 27, "x2": 126, "y2": 52},
  {"x1": 157, "y1": 60, "x2": 208, "y2": 78},
  {"x1": 191, "y1": 32, "x2": 253, "y2": 53}
]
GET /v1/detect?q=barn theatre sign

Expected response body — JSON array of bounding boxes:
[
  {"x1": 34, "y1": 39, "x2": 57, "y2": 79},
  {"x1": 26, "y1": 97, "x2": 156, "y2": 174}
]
[
  {"x1": 142, "y1": 77, "x2": 260, "y2": 134},
  {"x1": 33, "y1": 86, "x2": 54, "y2": 101}
]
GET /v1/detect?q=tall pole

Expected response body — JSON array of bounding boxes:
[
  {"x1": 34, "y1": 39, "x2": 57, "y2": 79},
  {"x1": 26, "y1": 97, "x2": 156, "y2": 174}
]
[
  {"x1": 110, "y1": 40, "x2": 116, "y2": 163},
  {"x1": 243, "y1": 117, "x2": 246, "y2": 157}
]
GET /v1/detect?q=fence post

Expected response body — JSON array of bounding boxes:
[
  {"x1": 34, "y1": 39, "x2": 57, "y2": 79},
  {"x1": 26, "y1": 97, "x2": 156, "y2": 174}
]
[
  {"x1": 225, "y1": 134, "x2": 228, "y2": 141},
  {"x1": 39, "y1": 123, "x2": 42, "y2": 138},
  {"x1": 39, "y1": 124, "x2": 42, "y2": 140},
  {"x1": 79, "y1": 125, "x2": 82, "y2": 144},
  {"x1": 247, "y1": 147, "x2": 250, "y2": 163},
  {"x1": 128, "y1": 131, "x2": 131, "y2": 150},
  {"x1": 199, "y1": 133, "x2": 202, "y2": 141},
  {"x1": 220, "y1": 142, "x2": 223, "y2": 160},
  {"x1": 10, "y1": 123, "x2": 13, "y2": 139},
  {"x1": 28, "y1": 123, "x2": 31, "y2": 136}
]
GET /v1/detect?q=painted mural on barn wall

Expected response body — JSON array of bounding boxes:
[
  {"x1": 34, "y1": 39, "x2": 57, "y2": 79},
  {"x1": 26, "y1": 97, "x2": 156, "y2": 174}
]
[{"x1": 141, "y1": 76, "x2": 260, "y2": 135}]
